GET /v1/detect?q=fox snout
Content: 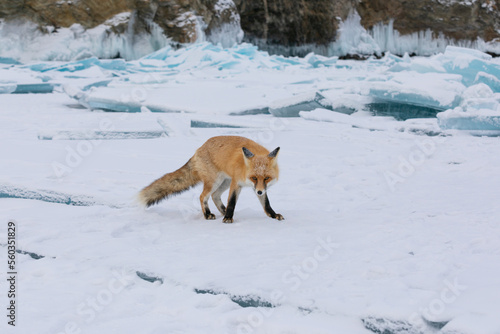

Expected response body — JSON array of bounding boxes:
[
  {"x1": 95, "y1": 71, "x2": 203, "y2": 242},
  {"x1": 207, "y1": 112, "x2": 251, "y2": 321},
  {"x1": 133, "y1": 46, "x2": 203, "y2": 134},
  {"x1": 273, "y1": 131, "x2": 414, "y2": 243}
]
[{"x1": 251, "y1": 179, "x2": 267, "y2": 197}]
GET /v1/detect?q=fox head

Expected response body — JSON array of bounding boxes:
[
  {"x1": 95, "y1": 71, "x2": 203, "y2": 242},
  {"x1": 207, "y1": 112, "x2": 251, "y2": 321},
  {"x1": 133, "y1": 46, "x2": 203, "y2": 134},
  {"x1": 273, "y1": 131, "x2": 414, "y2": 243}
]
[{"x1": 242, "y1": 146, "x2": 280, "y2": 197}]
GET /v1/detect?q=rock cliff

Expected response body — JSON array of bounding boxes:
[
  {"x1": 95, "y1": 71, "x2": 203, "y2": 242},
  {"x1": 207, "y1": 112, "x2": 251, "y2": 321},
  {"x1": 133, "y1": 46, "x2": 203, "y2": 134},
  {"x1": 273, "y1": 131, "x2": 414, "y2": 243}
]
[
  {"x1": 0, "y1": 0, "x2": 499, "y2": 58},
  {"x1": 0, "y1": 0, "x2": 241, "y2": 43},
  {"x1": 357, "y1": 0, "x2": 499, "y2": 42},
  {"x1": 237, "y1": 0, "x2": 500, "y2": 56}
]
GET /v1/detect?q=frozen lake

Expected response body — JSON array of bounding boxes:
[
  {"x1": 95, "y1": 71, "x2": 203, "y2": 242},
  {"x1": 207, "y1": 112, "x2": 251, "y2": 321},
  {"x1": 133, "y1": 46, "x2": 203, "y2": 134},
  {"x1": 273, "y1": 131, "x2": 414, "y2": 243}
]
[{"x1": 1, "y1": 43, "x2": 500, "y2": 333}]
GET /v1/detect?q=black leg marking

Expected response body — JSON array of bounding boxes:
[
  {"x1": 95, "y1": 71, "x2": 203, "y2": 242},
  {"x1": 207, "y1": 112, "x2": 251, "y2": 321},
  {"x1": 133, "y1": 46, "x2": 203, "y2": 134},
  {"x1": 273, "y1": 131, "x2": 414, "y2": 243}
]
[
  {"x1": 264, "y1": 194, "x2": 276, "y2": 218},
  {"x1": 204, "y1": 203, "x2": 216, "y2": 220},
  {"x1": 260, "y1": 194, "x2": 284, "y2": 221},
  {"x1": 223, "y1": 192, "x2": 238, "y2": 223}
]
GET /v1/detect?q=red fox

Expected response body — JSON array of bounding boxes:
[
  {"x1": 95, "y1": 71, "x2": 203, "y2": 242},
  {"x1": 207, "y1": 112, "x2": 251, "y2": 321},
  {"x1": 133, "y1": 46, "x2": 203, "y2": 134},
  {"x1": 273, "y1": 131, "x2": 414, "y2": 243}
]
[{"x1": 138, "y1": 136, "x2": 284, "y2": 223}]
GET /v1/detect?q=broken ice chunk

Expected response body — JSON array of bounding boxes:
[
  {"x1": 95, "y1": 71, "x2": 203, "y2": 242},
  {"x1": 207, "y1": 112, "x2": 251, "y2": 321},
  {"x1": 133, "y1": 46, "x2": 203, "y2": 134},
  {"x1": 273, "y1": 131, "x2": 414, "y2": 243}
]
[
  {"x1": 304, "y1": 53, "x2": 338, "y2": 68},
  {"x1": 474, "y1": 72, "x2": 500, "y2": 93},
  {"x1": 269, "y1": 92, "x2": 331, "y2": 117},
  {"x1": 37, "y1": 130, "x2": 167, "y2": 140},
  {"x1": 458, "y1": 83, "x2": 498, "y2": 110},
  {"x1": 73, "y1": 90, "x2": 183, "y2": 113},
  {"x1": 38, "y1": 111, "x2": 171, "y2": 140},
  {"x1": 368, "y1": 102, "x2": 443, "y2": 121},
  {"x1": 364, "y1": 70, "x2": 463, "y2": 121},
  {"x1": 322, "y1": 79, "x2": 445, "y2": 120},
  {"x1": 0, "y1": 83, "x2": 16, "y2": 94},
  {"x1": 318, "y1": 91, "x2": 373, "y2": 115},
  {"x1": 438, "y1": 46, "x2": 500, "y2": 90},
  {"x1": 82, "y1": 80, "x2": 112, "y2": 91},
  {"x1": 300, "y1": 108, "x2": 442, "y2": 135},
  {"x1": 85, "y1": 100, "x2": 143, "y2": 113},
  {"x1": 445, "y1": 58, "x2": 500, "y2": 89},
  {"x1": 28, "y1": 58, "x2": 99, "y2": 72},
  {"x1": 368, "y1": 73, "x2": 463, "y2": 111},
  {"x1": 141, "y1": 45, "x2": 173, "y2": 61},
  {"x1": 0, "y1": 57, "x2": 21, "y2": 65},
  {"x1": 229, "y1": 107, "x2": 270, "y2": 116},
  {"x1": 437, "y1": 107, "x2": 500, "y2": 131},
  {"x1": 300, "y1": 108, "x2": 397, "y2": 131},
  {"x1": 443, "y1": 46, "x2": 493, "y2": 61},
  {"x1": 13, "y1": 83, "x2": 56, "y2": 94},
  {"x1": 437, "y1": 83, "x2": 500, "y2": 132},
  {"x1": 72, "y1": 83, "x2": 272, "y2": 115},
  {"x1": 28, "y1": 57, "x2": 127, "y2": 73},
  {"x1": 190, "y1": 120, "x2": 248, "y2": 128}
]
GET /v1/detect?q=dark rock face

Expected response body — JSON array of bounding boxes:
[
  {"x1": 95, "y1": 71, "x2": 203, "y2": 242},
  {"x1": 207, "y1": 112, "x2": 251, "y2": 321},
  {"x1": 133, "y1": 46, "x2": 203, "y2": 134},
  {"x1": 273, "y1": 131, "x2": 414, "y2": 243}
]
[
  {"x1": 1, "y1": 0, "x2": 499, "y2": 58},
  {"x1": 237, "y1": 0, "x2": 348, "y2": 46},
  {"x1": 235, "y1": 0, "x2": 357, "y2": 56},
  {"x1": 357, "y1": 0, "x2": 500, "y2": 43},
  {"x1": 238, "y1": 0, "x2": 500, "y2": 56},
  {"x1": 0, "y1": 0, "x2": 134, "y2": 29},
  {"x1": 0, "y1": 0, "x2": 240, "y2": 44}
]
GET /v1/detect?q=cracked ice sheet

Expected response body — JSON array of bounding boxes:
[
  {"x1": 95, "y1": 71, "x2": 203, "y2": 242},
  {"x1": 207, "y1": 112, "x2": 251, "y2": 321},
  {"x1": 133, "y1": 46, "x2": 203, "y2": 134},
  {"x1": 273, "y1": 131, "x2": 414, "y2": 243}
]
[
  {"x1": 0, "y1": 198, "x2": 365, "y2": 332},
  {"x1": 0, "y1": 65, "x2": 48, "y2": 94},
  {"x1": 80, "y1": 71, "x2": 330, "y2": 115},
  {"x1": 365, "y1": 71, "x2": 465, "y2": 110},
  {"x1": 36, "y1": 112, "x2": 168, "y2": 140},
  {"x1": 2, "y1": 48, "x2": 500, "y2": 334},
  {"x1": 299, "y1": 108, "x2": 442, "y2": 135}
]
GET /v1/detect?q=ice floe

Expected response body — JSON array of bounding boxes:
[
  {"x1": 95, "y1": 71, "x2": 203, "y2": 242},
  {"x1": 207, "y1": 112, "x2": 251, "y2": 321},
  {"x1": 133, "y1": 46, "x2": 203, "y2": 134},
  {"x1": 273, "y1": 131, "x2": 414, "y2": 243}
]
[{"x1": 3, "y1": 42, "x2": 500, "y2": 130}]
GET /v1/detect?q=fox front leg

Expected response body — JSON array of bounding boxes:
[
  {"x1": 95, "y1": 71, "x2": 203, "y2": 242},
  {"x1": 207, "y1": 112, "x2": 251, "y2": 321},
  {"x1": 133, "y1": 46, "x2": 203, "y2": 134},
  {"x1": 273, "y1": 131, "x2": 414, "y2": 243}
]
[
  {"x1": 258, "y1": 194, "x2": 284, "y2": 221},
  {"x1": 223, "y1": 183, "x2": 241, "y2": 223}
]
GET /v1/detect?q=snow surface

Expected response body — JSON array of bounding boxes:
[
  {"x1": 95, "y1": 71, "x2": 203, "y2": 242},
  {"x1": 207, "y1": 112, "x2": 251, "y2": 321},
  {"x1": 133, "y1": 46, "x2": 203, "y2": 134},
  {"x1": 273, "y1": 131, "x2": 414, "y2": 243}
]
[{"x1": 1, "y1": 44, "x2": 500, "y2": 334}]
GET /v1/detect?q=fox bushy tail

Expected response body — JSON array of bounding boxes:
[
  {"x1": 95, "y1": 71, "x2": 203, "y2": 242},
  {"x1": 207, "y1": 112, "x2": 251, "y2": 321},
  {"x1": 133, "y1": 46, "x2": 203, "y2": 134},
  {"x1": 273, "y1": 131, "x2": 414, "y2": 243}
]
[{"x1": 138, "y1": 159, "x2": 200, "y2": 207}]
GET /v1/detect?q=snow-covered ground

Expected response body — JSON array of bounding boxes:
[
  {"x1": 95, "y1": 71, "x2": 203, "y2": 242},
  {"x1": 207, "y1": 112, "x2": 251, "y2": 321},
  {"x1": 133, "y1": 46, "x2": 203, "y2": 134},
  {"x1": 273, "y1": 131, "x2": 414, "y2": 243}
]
[{"x1": 1, "y1": 44, "x2": 500, "y2": 334}]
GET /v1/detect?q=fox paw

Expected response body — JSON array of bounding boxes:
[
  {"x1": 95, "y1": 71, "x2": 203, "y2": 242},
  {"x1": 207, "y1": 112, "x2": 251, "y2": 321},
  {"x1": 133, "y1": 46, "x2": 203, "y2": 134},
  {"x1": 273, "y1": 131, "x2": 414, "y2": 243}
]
[
  {"x1": 275, "y1": 214, "x2": 285, "y2": 221},
  {"x1": 205, "y1": 213, "x2": 216, "y2": 220},
  {"x1": 222, "y1": 217, "x2": 234, "y2": 224}
]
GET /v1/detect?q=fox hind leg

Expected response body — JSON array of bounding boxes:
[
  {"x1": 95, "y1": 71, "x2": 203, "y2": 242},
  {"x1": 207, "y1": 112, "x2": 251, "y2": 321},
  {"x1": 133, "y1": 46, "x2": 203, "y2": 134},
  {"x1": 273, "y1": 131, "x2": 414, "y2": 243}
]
[
  {"x1": 200, "y1": 182, "x2": 216, "y2": 220},
  {"x1": 212, "y1": 178, "x2": 230, "y2": 215}
]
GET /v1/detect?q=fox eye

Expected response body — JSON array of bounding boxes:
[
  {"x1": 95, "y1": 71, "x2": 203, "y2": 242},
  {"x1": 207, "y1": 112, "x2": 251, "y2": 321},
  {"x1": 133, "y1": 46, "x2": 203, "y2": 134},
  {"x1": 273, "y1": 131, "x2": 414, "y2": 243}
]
[
  {"x1": 251, "y1": 177, "x2": 257, "y2": 182},
  {"x1": 264, "y1": 177, "x2": 271, "y2": 182}
]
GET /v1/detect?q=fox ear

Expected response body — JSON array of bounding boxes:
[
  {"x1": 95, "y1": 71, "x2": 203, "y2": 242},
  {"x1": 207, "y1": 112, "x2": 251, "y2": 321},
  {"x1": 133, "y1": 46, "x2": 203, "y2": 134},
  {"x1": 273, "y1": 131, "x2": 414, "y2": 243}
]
[
  {"x1": 268, "y1": 147, "x2": 280, "y2": 158},
  {"x1": 242, "y1": 147, "x2": 254, "y2": 159}
]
